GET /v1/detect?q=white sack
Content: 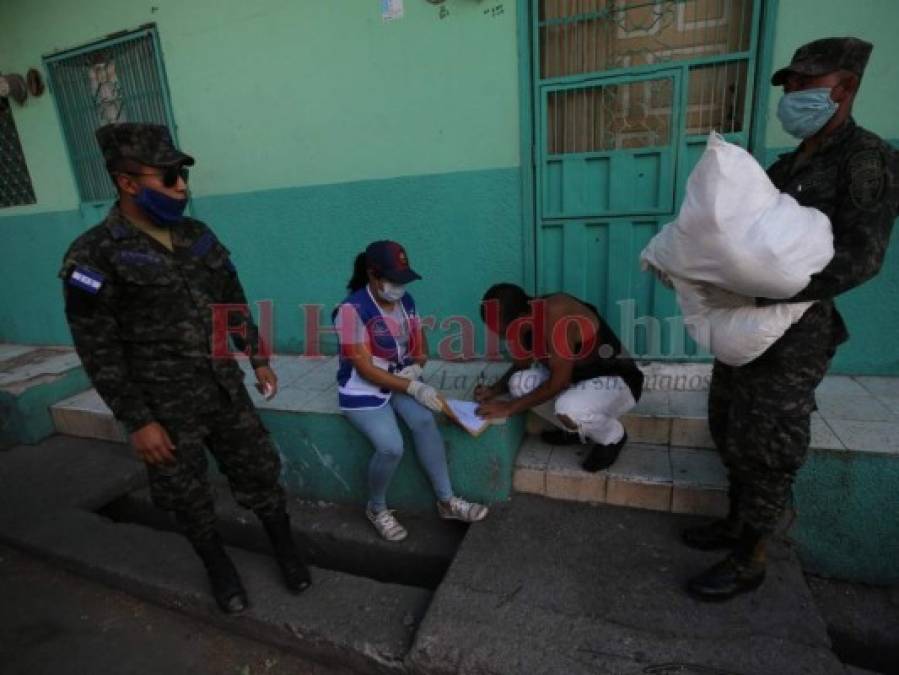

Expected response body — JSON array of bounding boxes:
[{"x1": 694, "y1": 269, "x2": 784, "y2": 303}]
[
  {"x1": 640, "y1": 133, "x2": 834, "y2": 366},
  {"x1": 672, "y1": 278, "x2": 814, "y2": 366},
  {"x1": 642, "y1": 133, "x2": 834, "y2": 299}
]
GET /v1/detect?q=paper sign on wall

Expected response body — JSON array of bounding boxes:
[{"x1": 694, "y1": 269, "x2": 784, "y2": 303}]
[{"x1": 381, "y1": 0, "x2": 404, "y2": 22}]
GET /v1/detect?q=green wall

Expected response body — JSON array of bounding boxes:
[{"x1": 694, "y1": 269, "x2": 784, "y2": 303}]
[
  {"x1": 763, "y1": 0, "x2": 899, "y2": 148},
  {"x1": 192, "y1": 167, "x2": 524, "y2": 355},
  {"x1": 0, "y1": 0, "x2": 520, "y2": 214},
  {"x1": 0, "y1": 0, "x2": 525, "y2": 353},
  {"x1": 1, "y1": 0, "x2": 897, "y2": 373},
  {"x1": 760, "y1": 0, "x2": 899, "y2": 374}
]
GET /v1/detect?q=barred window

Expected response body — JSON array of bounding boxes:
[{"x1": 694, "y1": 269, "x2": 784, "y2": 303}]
[
  {"x1": 45, "y1": 27, "x2": 175, "y2": 203},
  {"x1": 0, "y1": 97, "x2": 37, "y2": 208}
]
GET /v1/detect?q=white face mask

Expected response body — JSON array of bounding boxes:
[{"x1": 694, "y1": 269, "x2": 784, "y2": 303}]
[{"x1": 380, "y1": 281, "x2": 406, "y2": 302}]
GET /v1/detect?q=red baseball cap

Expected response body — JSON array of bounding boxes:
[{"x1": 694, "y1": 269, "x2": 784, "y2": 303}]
[{"x1": 365, "y1": 240, "x2": 422, "y2": 284}]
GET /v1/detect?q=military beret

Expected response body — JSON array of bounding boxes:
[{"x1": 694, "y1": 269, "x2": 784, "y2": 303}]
[
  {"x1": 772, "y1": 37, "x2": 873, "y2": 86},
  {"x1": 95, "y1": 122, "x2": 194, "y2": 168}
]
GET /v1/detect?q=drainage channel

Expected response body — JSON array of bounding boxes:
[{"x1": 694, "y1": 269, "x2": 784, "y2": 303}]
[
  {"x1": 827, "y1": 628, "x2": 899, "y2": 675},
  {"x1": 98, "y1": 489, "x2": 467, "y2": 591}
]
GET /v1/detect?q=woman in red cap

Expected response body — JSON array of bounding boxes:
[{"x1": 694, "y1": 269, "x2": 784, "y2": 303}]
[{"x1": 333, "y1": 241, "x2": 488, "y2": 541}]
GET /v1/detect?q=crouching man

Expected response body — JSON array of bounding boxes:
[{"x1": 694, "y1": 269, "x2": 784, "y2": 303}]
[{"x1": 475, "y1": 283, "x2": 644, "y2": 472}]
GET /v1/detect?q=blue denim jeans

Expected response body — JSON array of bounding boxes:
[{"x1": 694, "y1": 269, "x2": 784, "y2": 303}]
[{"x1": 344, "y1": 393, "x2": 454, "y2": 513}]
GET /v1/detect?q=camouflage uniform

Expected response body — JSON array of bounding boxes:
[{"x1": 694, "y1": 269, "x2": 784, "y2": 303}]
[
  {"x1": 709, "y1": 39, "x2": 898, "y2": 535},
  {"x1": 60, "y1": 124, "x2": 284, "y2": 541}
]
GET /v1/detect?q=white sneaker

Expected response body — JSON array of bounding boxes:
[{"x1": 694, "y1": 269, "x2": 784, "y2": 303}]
[
  {"x1": 366, "y1": 508, "x2": 408, "y2": 542},
  {"x1": 437, "y1": 497, "x2": 489, "y2": 523}
]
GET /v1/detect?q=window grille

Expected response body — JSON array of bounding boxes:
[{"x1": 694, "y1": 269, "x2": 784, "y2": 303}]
[
  {"x1": 539, "y1": 0, "x2": 755, "y2": 143},
  {"x1": 45, "y1": 27, "x2": 175, "y2": 203}
]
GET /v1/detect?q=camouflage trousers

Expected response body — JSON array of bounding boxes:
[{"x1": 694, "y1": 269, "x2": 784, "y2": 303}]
[
  {"x1": 143, "y1": 385, "x2": 285, "y2": 542},
  {"x1": 708, "y1": 302, "x2": 836, "y2": 535}
]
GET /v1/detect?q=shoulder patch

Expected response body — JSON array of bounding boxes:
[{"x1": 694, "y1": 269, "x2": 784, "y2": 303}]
[
  {"x1": 848, "y1": 148, "x2": 887, "y2": 210},
  {"x1": 67, "y1": 265, "x2": 105, "y2": 295}
]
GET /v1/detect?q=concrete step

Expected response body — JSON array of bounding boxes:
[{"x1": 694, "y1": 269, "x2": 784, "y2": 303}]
[
  {"x1": 0, "y1": 435, "x2": 847, "y2": 675},
  {"x1": 53, "y1": 359, "x2": 899, "y2": 453},
  {"x1": 49, "y1": 358, "x2": 899, "y2": 520},
  {"x1": 408, "y1": 495, "x2": 846, "y2": 675},
  {"x1": 46, "y1": 356, "x2": 899, "y2": 583},
  {"x1": 0, "y1": 343, "x2": 88, "y2": 447},
  {"x1": 11, "y1": 509, "x2": 430, "y2": 674},
  {"x1": 49, "y1": 355, "x2": 513, "y2": 443},
  {"x1": 513, "y1": 367, "x2": 899, "y2": 522},
  {"x1": 513, "y1": 437, "x2": 729, "y2": 517},
  {"x1": 0, "y1": 436, "x2": 446, "y2": 673},
  {"x1": 104, "y1": 485, "x2": 467, "y2": 590},
  {"x1": 49, "y1": 356, "x2": 529, "y2": 512}
]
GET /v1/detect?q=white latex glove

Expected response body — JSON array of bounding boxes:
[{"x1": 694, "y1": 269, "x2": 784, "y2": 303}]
[
  {"x1": 697, "y1": 283, "x2": 754, "y2": 309},
  {"x1": 406, "y1": 380, "x2": 443, "y2": 413},
  {"x1": 396, "y1": 364, "x2": 423, "y2": 381},
  {"x1": 641, "y1": 259, "x2": 674, "y2": 290}
]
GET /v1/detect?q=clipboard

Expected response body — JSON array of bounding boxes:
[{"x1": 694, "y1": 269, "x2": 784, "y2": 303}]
[{"x1": 440, "y1": 397, "x2": 490, "y2": 437}]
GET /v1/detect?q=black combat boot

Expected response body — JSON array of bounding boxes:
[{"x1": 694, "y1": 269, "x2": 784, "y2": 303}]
[
  {"x1": 190, "y1": 534, "x2": 248, "y2": 614},
  {"x1": 540, "y1": 428, "x2": 581, "y2": 445},
  {"x1": 581, "y1": 431, "x2": 628, "y2": 473},
  {"x1": 260, "y1": 512, "x2": 311, "y2": 594},
  {"x1": 681, "y1": 484, "x2": 743, "y2": 551},
  {"x1": 686, "y1": 526, "x2": 767, "y2": 602}
]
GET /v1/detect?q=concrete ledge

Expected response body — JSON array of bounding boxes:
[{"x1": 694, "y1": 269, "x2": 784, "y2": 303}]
[
  {"x1": 49, "y1": 387, "x2": 126, "y2": 443},
  {"x1": 408, "y1": 496, "x2": 844, "y2": 675},
  {"x1": 514, "y1": 437, "x2": 728, "y2": 517},
  {"x1": 0, "y1": 435, "x2": 145, "y2": 533},
  {"x1": 111, "y1": 486, "x2": 466, "y2": 590},
  {"x1": 0, "y1": 435, "x2": 438, "y2": 673},
  {"x1": 0, "y1": 344, "x2": 89, "y2": 447},
  {"x1": 8, "y1": 509, "x2": 429, "y2": 674},
  {"x1": 52, "y1": 357, "x2": 527, "y2": 512},
  {"x1": 47, "y1": 357, "x2": 899, "y2": 581}
]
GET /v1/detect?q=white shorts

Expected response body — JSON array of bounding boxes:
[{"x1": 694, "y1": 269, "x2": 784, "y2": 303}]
[{"x1": 508, "y1": 364, "x2": 637, "y2": 445}]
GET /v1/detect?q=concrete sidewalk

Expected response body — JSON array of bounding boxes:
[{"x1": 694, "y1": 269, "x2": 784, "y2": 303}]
[
  {"x1": 409, "y1": 495, "x2": 843, "y2": 675},
  {"x1": 0, "y1": 435, "x2": 855, "y2": 674},
  {"x1": 0, "y1": 543, "x2": 346, "y2": 675}
]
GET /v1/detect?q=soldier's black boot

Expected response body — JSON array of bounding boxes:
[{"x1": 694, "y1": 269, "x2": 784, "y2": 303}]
[
  {"x1": 686, "y1": 526, "x2": 767, "y2": 602},
  {"x1": 190, "y1": 534, "x2": 248, "y2": 614},
  {"x1": 260, "y1": 512, "x2": 311, "y2": 594},
  {"x1": 681, "y1": 484, "x2": 743, "y2": 551}
]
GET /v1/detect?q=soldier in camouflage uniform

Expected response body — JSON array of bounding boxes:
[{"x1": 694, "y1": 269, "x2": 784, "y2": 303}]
[
  {"x1": 682, "y1": 38, "x2": 897, "y2": 601},
  {"x1": 60, "y1": 123, "x2": 311, "y2": 613}
]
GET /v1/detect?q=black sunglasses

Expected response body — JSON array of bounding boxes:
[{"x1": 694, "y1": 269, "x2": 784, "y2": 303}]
[{"x1": 121, "y1": 166, "x2": 189, "y2": 188}]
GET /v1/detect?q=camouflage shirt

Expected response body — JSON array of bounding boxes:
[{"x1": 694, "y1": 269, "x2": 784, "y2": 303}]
[
  {"x1": 60, "y1": 206, "x2": 268, "y2": 432},
  {"x1": 760, "y1": 118, "x2": 898, "y2": 346}
]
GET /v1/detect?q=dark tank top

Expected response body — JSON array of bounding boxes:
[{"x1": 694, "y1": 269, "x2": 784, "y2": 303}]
[{"x1": 523, "y1": 294, "x2": 644, "y2": 402}]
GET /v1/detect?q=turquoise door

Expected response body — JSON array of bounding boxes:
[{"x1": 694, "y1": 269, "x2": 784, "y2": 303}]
[{"x1": 532, "y1": 0, "x2": 762, "y2": 359}]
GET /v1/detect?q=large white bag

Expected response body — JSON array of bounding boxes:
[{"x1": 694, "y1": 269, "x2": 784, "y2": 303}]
[
  {"x1": 641, "y1": 133, "x2": 835, "y2": 366},
  {"x1": 670, "y1": 278, "x2": 815, "y2": 366}
]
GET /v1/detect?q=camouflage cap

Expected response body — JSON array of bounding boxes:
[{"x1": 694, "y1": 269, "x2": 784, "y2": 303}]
[
  {"x1": 95, "y1": 122, "x2": 195, "y2": 168},
  {"x1": 772, "y1": 37, "x2": 873, "y2": 86}
]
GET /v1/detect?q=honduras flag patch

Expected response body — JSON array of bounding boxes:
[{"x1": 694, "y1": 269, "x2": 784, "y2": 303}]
[{"x1": 68, "y1": 266, "x2": 105, "y2": 295}]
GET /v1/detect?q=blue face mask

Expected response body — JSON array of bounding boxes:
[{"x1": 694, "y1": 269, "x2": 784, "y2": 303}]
[
  {"x1": 776, "y1": 88, "x2": 839, "y2": 140},
  {"x1": 134, "y1": 187, "x2": 188, "y2": 226}
]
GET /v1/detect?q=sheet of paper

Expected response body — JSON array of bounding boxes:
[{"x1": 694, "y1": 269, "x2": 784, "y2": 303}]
[{"x1": 444, "y1": 399, "x2": 489, "y2": 436}]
